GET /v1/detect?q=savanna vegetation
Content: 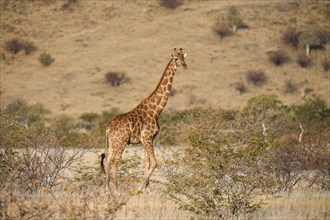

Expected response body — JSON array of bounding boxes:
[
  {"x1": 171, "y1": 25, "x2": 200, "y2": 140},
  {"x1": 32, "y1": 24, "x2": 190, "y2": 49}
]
[
  {"x1": 1, "y1": 94, "x2": 329, "y2": 219},
  {"x1": 1, "y1": 0, "x2": 329, "y2": 219}
]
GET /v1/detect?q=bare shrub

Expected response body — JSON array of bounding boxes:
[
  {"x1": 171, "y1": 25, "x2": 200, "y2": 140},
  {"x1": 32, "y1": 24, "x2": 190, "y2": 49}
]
[
  {"x1": 246, "y1": 70, "x2": 267, "y2": 86},
  {"x1": 296, "y1": 53, "x2": 311, "y2": 68},
  {"x1": 267, "y1": 50, "x2": 290, "y2": 66},
  {"x1": 4, "y1": 38, "x2": 37, "y2": 57},
  {"x1": 0, "y1": 164, "x2": 133, "y2": 219},
  {"x1": 234, "y1": 81, "x2": 247, "y2": 94},
  {"x1": 5, "y1": 39, "x2": 22, "y2": 55},
  {"x1": 20, "y1": 40, "x2": 37, "y2": 55},
  {"x1": 61, "y1": 0, "x2": 79, "y2": 11},
  {"x1": 1, "y1": 132, "x2": 85, "y2": 193},
  {"x1": 271, "y1": 128, "x2": 330, "y2": 191},
  {"x1": 322, "y1": 59, "x2": 330, "y2": 71},
  {"x1": 214, "y1": 22, "x2": 233, "y2": 40},
  {"x1": 39, "y1": 52, "x2": 55, "y2": 67},
  {"x1": 105, "y1": 71, "x2": 129, "y2": 87},
  {"x1": 159, "y1": 0, "x2": 182, "y2": 9},
  {"x1": 316, "y1": 29, "x2": 330, "y2": 45},
  {"x1": 283, "y1": 79, "x2": 297, "y2": 94},
  {"x1": 281, "y1": 28, "x2": 301, "y2": 48}
]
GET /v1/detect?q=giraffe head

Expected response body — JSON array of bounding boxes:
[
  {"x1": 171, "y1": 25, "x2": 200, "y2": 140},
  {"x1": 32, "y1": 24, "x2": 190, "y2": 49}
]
[{"x1": 171, "y1": 48, "x2": 187, "y2": 69}]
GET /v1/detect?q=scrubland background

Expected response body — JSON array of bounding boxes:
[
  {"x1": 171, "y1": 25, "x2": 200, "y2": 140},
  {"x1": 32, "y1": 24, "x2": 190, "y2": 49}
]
[
  {"x1": 1, "y1": 0, "x2": 329, "y2": 115},
  {"x1": 1, "y1": 0, "x2": 329, "y2": 219}
]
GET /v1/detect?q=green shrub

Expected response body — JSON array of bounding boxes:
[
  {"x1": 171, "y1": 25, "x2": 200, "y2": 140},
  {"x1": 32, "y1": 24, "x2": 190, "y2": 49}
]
[
  {"x1": 162, "y1": 95, "x2": 329, "y2": 218},
  {"x1": 162, "y1": 108, "x2": 278, "y2": 218},
  {"x1": 39, "y1": 52, "x2": 54, "y2": 67},
  {"x1": 3, "y1": 100, "x2": 50, "y2": 130},
  {"x1": 79, "y1": 112, "x2": 100, "y2": 130},
  {"x1": 292, "y1": 97, "x2": 330, "y2": 127}
]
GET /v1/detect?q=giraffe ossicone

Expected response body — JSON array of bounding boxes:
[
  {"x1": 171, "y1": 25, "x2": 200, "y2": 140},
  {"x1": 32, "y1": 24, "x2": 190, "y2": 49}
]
[{"x1": 101, "y1": 48, "x2": 188, "y2": 193}]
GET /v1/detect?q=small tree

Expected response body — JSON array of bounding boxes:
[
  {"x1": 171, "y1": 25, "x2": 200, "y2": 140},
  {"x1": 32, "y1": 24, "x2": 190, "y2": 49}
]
[
  {"x1": 298, "y1": 31, "x2": 321, "y2": 56},
  {"x1": 162, "y1": 105, "x2": 280, "y2": 219},
  {"x1": 226, "y1": 6, "x2": 248, "y2": 33}
]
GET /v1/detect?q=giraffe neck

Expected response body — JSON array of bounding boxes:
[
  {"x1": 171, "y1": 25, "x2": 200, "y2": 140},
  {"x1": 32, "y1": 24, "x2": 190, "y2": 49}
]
[{"x1": 139, "y1": 58, "x2": 177, "y2": 116}]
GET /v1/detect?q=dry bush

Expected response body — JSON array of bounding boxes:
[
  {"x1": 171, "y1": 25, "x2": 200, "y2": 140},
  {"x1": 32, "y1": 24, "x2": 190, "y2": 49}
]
[
  {"x1": 267, "y1": 50, "x2": 290, "y2": 66},
  {"x1": 20, "y1": 40, "x2": 37, "y2": 55},
  {"x1": 105, "y1": 71, "x2": 129, "y2": 87},
  {"x1": 214, "y1": 22, "x2": 233, "y2": 40},
  {"x1": 159, "y1": 0, "x2": 182, "y2": 9},
  {"x1": 61, "y1": 0, "x2": 79, "y2": 11},
  {"x1": 0, "y1": 171, "x2": 133, "y2": 219},
  {"x1": 246, "y1": 69, "x2": 267, "y2": 86},
  {"x1": 271, "y1": 128, "x2": 330, "y2": 191},
  {"x1": 281, "y1": 28, "x2": 301, "y2": 48},
  {"x1": 4, "y1": 39, "x2": 37, "y2": 57},
  {"x1": 283, "y1": 79, "x2": 297, "y2": 94},
  {"x1": 316, "y1": 29, "x2": 330, "y2": 45},
  {"x1": 0, "y1": 131, "x2": 85, "y2": 193},
  {"x1": 296, "y1": 53, "x2": 311, "y2": 68},
  {"x1": 234, "y1": 81, "x2": 247, "y2": 94},
  {"x1": 322, "y1": 59, "x2": 330, "y2": 71},
  {"x1": 4, "y1": 39, "x2": 21, "y2": 55}
]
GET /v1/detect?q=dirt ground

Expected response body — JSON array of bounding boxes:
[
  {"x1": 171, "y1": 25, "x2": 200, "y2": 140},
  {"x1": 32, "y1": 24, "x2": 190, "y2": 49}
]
[{"x1": 1, "y1": 0, "x2": 329, "y2": 117}]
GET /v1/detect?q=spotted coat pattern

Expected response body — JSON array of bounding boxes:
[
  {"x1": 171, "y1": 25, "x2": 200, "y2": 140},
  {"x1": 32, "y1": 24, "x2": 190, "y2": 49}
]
[{"x1": 103, "y1": 48, "x2": 188, "y2": 193}]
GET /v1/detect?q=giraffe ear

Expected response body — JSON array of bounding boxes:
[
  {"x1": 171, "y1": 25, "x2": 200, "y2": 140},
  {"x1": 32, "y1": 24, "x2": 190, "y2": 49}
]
[{"x1": 183, "y1": 53, "x2": 187, "y2": 58}]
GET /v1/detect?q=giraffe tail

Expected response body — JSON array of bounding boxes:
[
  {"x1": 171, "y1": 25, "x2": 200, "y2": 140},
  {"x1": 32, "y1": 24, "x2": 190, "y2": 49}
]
[
  {"x1": 100, "y1": 153, "x2": 106, "y2": 173},
  {"x1": 101, "y1": 128, "x2": 111, "y2": 173}
]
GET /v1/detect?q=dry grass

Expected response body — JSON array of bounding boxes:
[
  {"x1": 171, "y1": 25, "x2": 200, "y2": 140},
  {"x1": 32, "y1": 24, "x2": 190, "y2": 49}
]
[
  {"x1": 1, "y1": 148, "x2": 329, "y2": 219},
  {"x1": 116, "y1": 190, "x2": 330, "y2": 220}
]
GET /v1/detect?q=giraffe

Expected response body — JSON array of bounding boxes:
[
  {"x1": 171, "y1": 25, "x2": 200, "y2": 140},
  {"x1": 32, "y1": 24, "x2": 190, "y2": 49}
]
[{"x1": 101, "y1": 48, "x2": 188, "y2": 193}]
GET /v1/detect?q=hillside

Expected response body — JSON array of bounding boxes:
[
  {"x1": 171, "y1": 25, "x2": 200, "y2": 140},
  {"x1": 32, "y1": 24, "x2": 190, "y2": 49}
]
[{"x1": 1, "y1": 0, "x2": 329, "y2": 117}]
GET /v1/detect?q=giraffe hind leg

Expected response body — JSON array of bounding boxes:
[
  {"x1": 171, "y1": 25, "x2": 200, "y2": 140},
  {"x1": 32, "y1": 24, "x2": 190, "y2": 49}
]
[{"x1": 139, "y1": 139, "x2": 157, "y2": 191}]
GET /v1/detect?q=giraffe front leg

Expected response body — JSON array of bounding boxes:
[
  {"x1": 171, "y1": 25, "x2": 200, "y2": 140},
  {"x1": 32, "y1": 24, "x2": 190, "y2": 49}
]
[{"x1": 143, "y1": 150, "x2": 151, "y2": 189}]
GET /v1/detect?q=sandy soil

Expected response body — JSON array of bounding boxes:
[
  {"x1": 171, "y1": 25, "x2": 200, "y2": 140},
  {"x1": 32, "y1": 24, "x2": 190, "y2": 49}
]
[{"x1": 1, "y1": 0, "x2": 329, "y2": 117}]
